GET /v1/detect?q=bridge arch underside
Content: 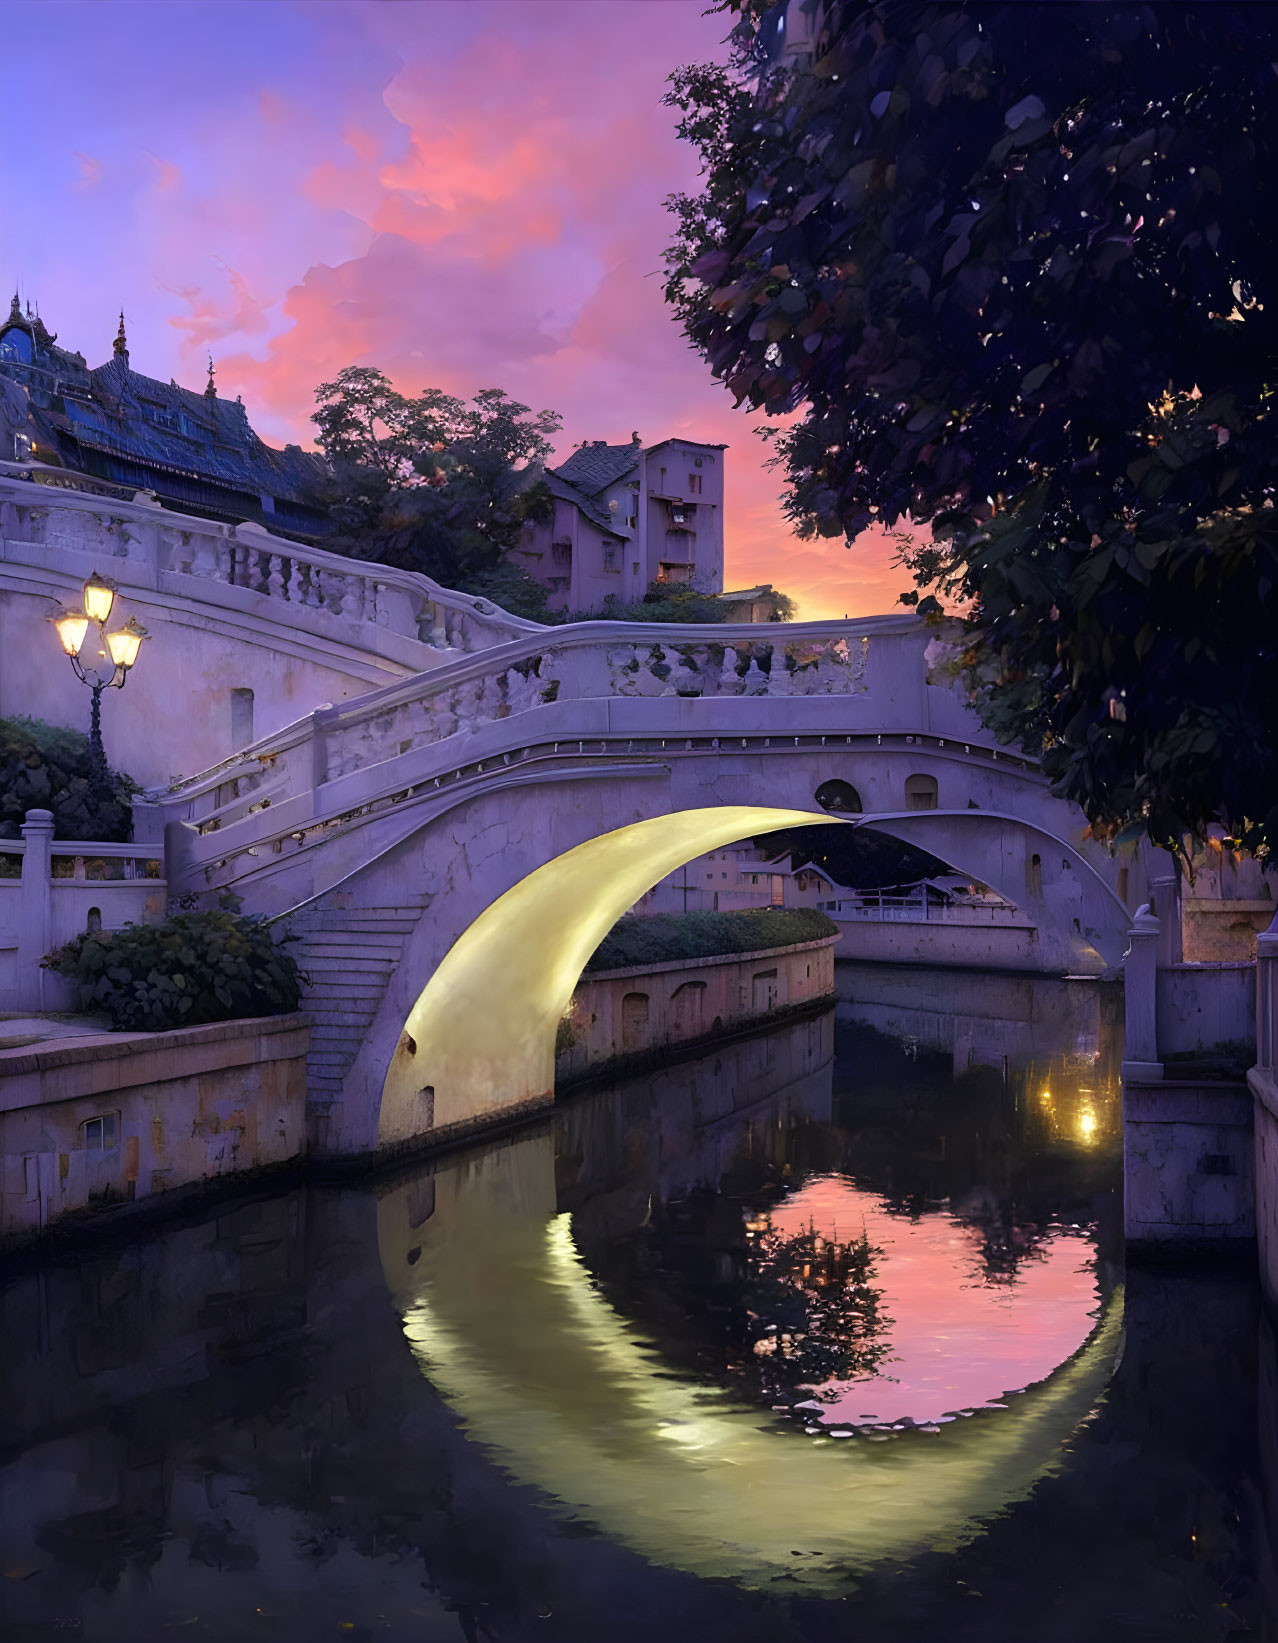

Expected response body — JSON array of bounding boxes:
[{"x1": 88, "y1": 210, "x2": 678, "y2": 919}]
[{"x1": 373, "y1": 774, "x2": 1129, "y2": 1155}]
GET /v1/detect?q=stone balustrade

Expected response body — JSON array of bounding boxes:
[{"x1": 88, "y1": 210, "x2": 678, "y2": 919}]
[
  {"x1": 0, "y1": 469, "x2": 538, "y2": 659},
  {"x1": 0, "y1": 810, "x2": 167, "y2": 1012},
  {"x1": 145, "y1": 614, "x2": 953, "y2": 838}
]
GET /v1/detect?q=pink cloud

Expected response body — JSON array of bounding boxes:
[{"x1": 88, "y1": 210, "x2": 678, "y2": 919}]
[
  {"x1": 145, "y1": 151, "x2": 182, "y2": 192},
  {"x1": 72, "y1": 150, "x2": 101, "y2": 190}
]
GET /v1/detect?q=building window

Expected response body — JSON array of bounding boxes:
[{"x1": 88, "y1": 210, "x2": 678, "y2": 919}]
[
  {"x1": 82, "y1": 1113, "x2": 119, "y2": 1151},
  {"x1": 688, "y1": 474, "x2": 702, "y2": 494}
]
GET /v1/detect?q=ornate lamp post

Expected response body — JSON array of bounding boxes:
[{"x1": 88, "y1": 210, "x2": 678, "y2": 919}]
[{"x1": 49, "y1": 571, "x2": 149, "y2": 792}]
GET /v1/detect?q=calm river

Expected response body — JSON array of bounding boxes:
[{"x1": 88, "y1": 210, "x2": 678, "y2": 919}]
[{"x1": 1, "y1": 971, "x2": 1273, "y2": 1641}]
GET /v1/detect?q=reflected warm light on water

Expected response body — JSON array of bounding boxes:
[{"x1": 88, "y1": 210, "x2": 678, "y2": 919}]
[
  {"x1": 381, "y1": 1016, "x2": 1127, "y2": 1590},
  {"x1": 762, "y1": 1180, "x2": 1103, "y2": 1428}
]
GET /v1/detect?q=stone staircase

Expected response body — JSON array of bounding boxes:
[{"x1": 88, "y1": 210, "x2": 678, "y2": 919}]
[{"x1": 287, "y1": 896, "x2": 430, "y2": 1107}]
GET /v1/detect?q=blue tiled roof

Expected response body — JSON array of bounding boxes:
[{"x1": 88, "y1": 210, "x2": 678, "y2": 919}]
[
  {"x1": 553, "y1": 440, "x2": 641, "y2": 495},
  {"x1": 542, "y1": 469, "x2": 621, "y2": 533},
  {"x1": 0, "y1": 307, "x2": 328, "y2": 520}
]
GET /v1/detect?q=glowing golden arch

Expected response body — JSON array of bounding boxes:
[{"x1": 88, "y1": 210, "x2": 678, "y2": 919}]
[{"x1": 380, "y1": 806, "x2": 835, "y2": 1146}]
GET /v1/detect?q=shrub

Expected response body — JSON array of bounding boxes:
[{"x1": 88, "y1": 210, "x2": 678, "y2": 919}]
[
  {"x1": 0, "y1": 715, "x2": 137, "y2": 842},
  {"x1": 43, "y1": 910, "x2": 304, "y2": 1031},
  {"x1": 585, "y1": 908, "x2": 838, "y2": 973}
]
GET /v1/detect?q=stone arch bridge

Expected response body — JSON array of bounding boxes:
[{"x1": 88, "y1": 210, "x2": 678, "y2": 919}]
[{"x1": 146, "y1": 611, "x2": 1136, "y2": 1159}]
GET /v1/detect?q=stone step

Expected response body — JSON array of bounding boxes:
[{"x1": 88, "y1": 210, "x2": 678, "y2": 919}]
[
  {"x1": 300, "y1": 985, "x2": 386, "y2": 998},
  {"x1": 294, "y1": 939, "x2": 404, "y2": 952},
  {"x1": 299, "y1": 913, "x2": 423, "y2": 930}
]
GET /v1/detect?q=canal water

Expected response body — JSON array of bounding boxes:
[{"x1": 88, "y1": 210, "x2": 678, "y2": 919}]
[{"x1": 1, "y1": 972, "x2": 1273, "y2": 1641}]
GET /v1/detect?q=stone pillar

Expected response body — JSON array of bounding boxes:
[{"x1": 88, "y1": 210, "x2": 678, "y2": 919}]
[
  {"x1": 1148, "y1": 847, "x2": 1183, "y2": 968},
  {"x1": 1258, "y1": 906, "x2": 1278, "y2": 1074},
  {"x1": 17, "y1": 808, "x2": 54, "y2": 1011},
  {"x1": 1122, "y1": 905, "x2": 1163, "y2": 1081}
]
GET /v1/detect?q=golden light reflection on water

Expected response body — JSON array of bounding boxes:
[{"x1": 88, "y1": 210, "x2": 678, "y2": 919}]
[{"x1": 382, "y1": 1133, "x2": 1124, "y2": 1592}]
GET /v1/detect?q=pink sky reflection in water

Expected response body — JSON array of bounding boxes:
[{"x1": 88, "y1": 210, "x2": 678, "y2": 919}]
[{"x1": 768, "y1": 1177, "x2": 1102, "y2": 1428}]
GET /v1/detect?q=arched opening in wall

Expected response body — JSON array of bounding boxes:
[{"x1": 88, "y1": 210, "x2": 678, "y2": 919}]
[
  {"x1": 815, "y1": 779, "x2": 862, "y2": 814},
  {"x1": 85, "y1": 906, "x2": 102, "y2": 933},
  {"x1": 904, "y1": 773, "x2": 939, "y2": 811},
  {"x1": 621, "y1": 992, "x2": 650, "y2": 1051},
  {"x1": 670, "y1": 980, "x2": 706, "y2": 1039},
  {"x1": 1027, "y1": 853, "x2": 1042, "y2": 897}
]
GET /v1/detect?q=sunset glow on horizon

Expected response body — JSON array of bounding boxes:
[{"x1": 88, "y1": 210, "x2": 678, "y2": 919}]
[{"x1": 0, "y1": 0, "x2": 911, "y2": 618}]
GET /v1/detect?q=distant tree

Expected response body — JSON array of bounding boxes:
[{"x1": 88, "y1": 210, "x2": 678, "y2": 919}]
[
  {"x1": 584, "y1": 580, "x2": 795, "y2": 624},
  {"x1": 664, "y1": 2, "x2": 1278, "y2": 858},
  {"x1": 755, "y1": 822, "x2": 951, "y2": 891},
  {"x1": 310, "y1": 369, "x2": 562, "y2": 616}
]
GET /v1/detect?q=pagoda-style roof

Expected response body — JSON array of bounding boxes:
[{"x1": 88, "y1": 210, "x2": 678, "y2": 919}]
[{"x1": 0, "y1": 297, "x2": 328, "y2": 518}]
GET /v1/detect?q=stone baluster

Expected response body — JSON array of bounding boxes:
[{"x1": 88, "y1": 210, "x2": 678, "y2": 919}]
[
  {"x1": 302, "y1": 563, "x2": 323, "y2": 608},
  {"x1": 285, "y1": 557, "x2": 305, "y2": 604},
  {"x1": 1122, "y1": 905, "x2": 1163, "y2": 1081},
  {"x1": 340, "y1": 574, "x2": 366, "y2": 621},
  {"x1": 214, "y1": 539, "x2": 233, "y2": 584},
  {"x1": 267, "y1": 553, "x2": 285, "y2": 599},
  {"x1": 428, "y1": 604, "x2": 449, "y2": 650},
  {"x1": 767, "y1": 644, "x2": 792, "y2": 696},
  {"x1": 742, "y1": 655, "x2": 768, "y2": 695},
  {"x1": 718, "y1": 646, "x2": 740, "y2": 696}
]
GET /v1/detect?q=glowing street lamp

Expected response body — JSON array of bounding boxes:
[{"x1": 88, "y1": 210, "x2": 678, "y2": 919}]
[{"x1": 48, "y1": 571, "x2": 149, "y2": 792}]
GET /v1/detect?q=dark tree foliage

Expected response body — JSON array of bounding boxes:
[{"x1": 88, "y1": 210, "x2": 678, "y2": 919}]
[
  {"x1": 585, "y1": 580, "x2": 796, "y2": 624},
  {"x1": 665, "y1": 2, "x2": 1278, "y2": 856},
  {"x1": 309, "y1": 369, "x2": 562, "y2": 619},
  {"x1": 0, "y1": 716, "x2": 136, "y2": 843}
]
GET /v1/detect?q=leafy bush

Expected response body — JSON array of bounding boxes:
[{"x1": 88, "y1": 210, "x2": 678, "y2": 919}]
[
  {"x1": 43, "y1": 911, "x2": 303, "y2": 1031},
  {"x1": 0, "y1": 716, "x2": 137, "y2": 842},
  {"x1": 585, "y1": 908, "x2": 838, "y2": 973}
]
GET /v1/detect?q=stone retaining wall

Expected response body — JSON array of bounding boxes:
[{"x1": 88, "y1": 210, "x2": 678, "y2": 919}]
[
  {"x1": 555, "y1": 935, "x2": 837, "y2": 1086},
  {"x1": 0, "y1": 1013, "x2": 309, "y2": 1243}
]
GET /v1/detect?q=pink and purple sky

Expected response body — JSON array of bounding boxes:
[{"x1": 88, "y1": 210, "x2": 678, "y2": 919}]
[{"x1": 3, "y1": 0, "x2": 908, "y2": 617}]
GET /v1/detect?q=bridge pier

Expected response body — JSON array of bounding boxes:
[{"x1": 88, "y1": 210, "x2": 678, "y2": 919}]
[{"x1": 1122, "y1": 905, "x2": 1259, "y2": 1254}]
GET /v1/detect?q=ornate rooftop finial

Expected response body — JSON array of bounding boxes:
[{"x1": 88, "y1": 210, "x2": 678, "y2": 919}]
[
  {"x1": 8, "y1": 291, "x2": 20, "y2": 324},
  {"x1": 631, "y1": 430, "x2": 642, "y2": 445},
  {"x1": 113, "y1": 310, "x2": 128, "y2": 359},
  {"x1": 205, "y1": 354, "x2": 217, "y2": 399}
]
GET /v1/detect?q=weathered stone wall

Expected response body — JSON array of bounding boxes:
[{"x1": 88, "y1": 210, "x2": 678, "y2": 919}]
[
  {"x1": 0, "y1": 1013, "x2": 309, "y2": 1243},
  {"x1": 1253, "y1": 1069, "x2": 1278, "y2": 1313},
  {"x1": 555, "y1": 936, "x2": 837, "y2": 1085},
  {"x1": 1155, "y1": 961, "x2": 1256, "y2": 1057},
  {"x1": 1123, "y1": 1077, "x2": 1255, "y2": 1247}
]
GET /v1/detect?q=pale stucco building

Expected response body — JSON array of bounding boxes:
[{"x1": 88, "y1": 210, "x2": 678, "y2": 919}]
[{"x1": 510, "y1": 433, "x2": 727, "y2": 614}]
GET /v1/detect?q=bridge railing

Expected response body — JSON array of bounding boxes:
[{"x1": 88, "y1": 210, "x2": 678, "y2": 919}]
[
  {"x1": 0, "y1": 468, "x2": 541, "y2": 661},
  {"x1": 145, "y1": 613, "x2": 958, "y2": 838}
]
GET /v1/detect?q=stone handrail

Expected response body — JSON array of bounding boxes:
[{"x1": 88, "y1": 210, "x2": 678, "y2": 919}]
[
  {"x1": 0, "y1": 469, "x2": 542, "y2": 658},
  {"x1": 147, "y1": 613, "x2": 957, "y2": 832}
]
